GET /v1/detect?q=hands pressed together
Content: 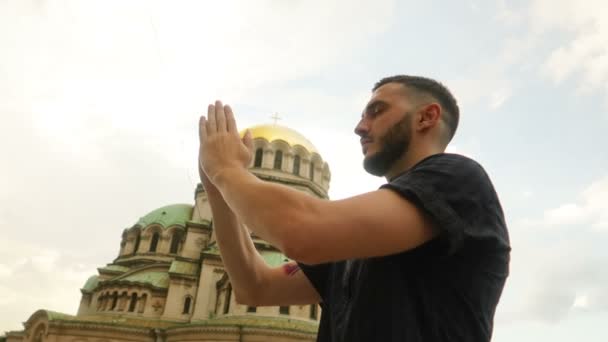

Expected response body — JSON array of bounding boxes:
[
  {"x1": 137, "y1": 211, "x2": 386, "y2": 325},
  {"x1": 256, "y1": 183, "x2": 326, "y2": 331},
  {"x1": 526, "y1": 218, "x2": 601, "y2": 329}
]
[{"x1": 198, "y1": 101, "x2": 253, "y2": 187}]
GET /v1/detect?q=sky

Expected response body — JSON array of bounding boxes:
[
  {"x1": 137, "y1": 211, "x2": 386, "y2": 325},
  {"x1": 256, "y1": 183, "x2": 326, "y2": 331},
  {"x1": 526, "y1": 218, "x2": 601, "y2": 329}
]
[{"x1": 1, "y1": 0, "x2": 607, "y2": 340}]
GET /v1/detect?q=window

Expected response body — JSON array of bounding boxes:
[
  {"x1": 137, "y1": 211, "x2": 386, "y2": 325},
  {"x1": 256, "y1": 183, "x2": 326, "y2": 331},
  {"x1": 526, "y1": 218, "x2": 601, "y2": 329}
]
[
  {"x1": 279, "y1": 306, "x2": 290, "y2": 315},
  {"x1": 133, "y1": 231, "x2": 141, "y2": 254},
  {"x1": 96, "y1": 295, "x2": 103, "y2": 311},
  {"x1": 309, "y1": 162, "x2": 315, "y2": 180},
  {"x1": 139, "y1": 294, "x2": 147, "y2": 313},
  {"x1": 293, "y1": 155, "x2": 301, "y2": 175},
  {"x1": 254, "y1": 148, "x2": 263, "y2": 167},
  {"x1": 170, "y1": 231, "x2": 182, "y2": 254},
  {"x1": 149, "y1": 232, "x2": 160, "y2": 252},
  {"x1": 110, "y1": 292, "x2": 118, "y2": 310},
  {"x1": 273, "y1": 151, "x2": 283, "y2": 170},
  {"x1": 223, "y1": 285, "x2": 232, "y2": 314},
  {"x1": 128, "y1": 293, "x2": 138, "y2": 312},
  {"x1": 183, "y1": 296, "x2": 192, "y2": 314},
  {"x1": 247, "y1": 306, "x2": 257, "y2": 313},
  {"x1": 310, "y1": 304, "x2": 318, "y2": 320}
]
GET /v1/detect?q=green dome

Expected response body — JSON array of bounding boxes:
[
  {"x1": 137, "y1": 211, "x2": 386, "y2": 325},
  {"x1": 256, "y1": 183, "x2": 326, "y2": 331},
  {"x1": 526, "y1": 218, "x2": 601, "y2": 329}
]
[
  {"x1": 135, "y1": 204, "x2": 193, "y2": 229},
  {"x1": 81, "y1": 275, "x2": 99, "y2": 293}
]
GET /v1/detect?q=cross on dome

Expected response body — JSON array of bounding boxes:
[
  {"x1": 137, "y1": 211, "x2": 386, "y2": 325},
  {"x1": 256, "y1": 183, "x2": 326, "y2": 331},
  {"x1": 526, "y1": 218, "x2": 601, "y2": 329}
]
[{"x1": 270, "y1": 113, "x2": 282, "y2": 125}]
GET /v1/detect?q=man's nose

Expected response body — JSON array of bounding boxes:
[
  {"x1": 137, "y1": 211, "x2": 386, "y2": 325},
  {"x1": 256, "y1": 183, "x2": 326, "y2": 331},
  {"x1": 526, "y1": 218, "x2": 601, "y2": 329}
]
[{"x1": 354, "y1": 118, "x2": 369, "y2": 136}]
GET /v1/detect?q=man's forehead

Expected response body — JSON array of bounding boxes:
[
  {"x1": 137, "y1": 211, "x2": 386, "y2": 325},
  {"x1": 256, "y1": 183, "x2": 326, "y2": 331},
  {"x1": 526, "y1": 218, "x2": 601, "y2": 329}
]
[{"x1": 369, "y1": 82, "x2": 408, "y2": 103}]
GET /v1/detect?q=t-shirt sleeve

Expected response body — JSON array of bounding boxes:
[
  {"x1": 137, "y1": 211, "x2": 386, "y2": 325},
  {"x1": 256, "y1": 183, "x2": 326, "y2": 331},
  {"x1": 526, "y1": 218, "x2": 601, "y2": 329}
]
[
  {"x1": 380, "y1": 154, "x2": 510, "y2": 255},
  {"x1": 297, "y1": 262, "x2": 331, "y2": 306}
]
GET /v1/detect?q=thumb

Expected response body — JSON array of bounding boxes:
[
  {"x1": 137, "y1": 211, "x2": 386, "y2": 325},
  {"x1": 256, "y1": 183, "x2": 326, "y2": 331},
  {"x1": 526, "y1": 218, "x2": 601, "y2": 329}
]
[{"x1": 242, "y1": 129, "x2": 254, "y2": 151}]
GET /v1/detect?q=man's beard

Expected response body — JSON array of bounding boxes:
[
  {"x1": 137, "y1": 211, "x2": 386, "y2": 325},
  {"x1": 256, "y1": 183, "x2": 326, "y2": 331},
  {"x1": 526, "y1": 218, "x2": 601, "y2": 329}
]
[{"x1": 363, "y1": 114, "x2": 412, "y2": 177}]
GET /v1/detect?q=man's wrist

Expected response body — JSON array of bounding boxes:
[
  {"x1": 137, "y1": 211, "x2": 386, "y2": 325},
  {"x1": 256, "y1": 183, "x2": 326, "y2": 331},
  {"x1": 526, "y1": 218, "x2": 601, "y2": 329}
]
[{"x1": 212, "y1": 166, "x2": 250, "y2": 191}]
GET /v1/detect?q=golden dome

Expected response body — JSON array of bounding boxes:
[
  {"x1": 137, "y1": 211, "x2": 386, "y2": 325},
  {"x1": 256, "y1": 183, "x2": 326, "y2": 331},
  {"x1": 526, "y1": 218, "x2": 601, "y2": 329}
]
[{"x1": 242, "y1": 124, "x2": 319, "y2": 154}]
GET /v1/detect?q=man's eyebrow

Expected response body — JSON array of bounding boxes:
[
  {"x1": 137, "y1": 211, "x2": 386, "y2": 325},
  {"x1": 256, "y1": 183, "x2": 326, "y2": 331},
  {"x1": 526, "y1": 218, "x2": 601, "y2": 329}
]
[{"x1": 364, "y1": 100, "x2": 387, "y2": 114}]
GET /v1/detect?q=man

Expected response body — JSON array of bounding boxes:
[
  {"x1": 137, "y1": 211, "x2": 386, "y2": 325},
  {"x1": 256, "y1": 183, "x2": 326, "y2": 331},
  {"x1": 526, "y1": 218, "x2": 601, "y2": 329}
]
[{"x1": 198, "y1": 75, "x2": 510, "y2": 342}]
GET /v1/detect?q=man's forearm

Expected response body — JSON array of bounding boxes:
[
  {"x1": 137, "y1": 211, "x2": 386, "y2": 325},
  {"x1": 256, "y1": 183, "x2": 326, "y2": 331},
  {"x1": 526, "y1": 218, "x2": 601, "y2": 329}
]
[
  {"x1": 204, "y1": 184, "x2": 268, "y2": 302},
  {"x1": 213, "y1": 167, "x2": 318, "y2": 258}
]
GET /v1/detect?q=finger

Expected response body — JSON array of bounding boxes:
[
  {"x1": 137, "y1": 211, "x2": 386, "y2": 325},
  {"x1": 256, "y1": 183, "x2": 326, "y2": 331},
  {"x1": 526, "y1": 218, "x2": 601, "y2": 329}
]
[
  {"x1": 199, "y1": 115, "x2": 207, "y2": 142},
  {"x1": 225, "y1": 104, "x2": 238, "y2": 134},
  {"x1": 207, "y1": 104, "x2": 216, "y2": 134},
  {"x1": 242, "y1": 129, "x2": 254, "y2": 152},
  {"x1": 215, "y1": 100, "x2": 226, "y2": 133}
]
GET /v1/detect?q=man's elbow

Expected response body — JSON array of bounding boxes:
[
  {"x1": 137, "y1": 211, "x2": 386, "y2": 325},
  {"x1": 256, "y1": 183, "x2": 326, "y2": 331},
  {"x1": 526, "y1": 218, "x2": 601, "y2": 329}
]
[
  {"x1": 282, "y1": 234, "x2": 324, "y2": 265},
  {"x1": 233, "y1": 288, "x2": 260, "y2": 306}
]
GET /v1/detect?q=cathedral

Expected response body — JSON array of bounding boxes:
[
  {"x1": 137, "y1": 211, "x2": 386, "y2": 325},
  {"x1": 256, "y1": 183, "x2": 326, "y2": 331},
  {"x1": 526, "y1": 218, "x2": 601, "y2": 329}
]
[{"x1": 5, "y1": 124, "x2": 331, "y2": 342}]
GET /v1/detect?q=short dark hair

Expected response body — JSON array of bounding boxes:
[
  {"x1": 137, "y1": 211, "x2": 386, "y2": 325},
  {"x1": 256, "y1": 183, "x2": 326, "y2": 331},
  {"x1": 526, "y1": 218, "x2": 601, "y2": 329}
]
[{"x1": 373, "y1": 75, "x2": 459, "y2": 144}]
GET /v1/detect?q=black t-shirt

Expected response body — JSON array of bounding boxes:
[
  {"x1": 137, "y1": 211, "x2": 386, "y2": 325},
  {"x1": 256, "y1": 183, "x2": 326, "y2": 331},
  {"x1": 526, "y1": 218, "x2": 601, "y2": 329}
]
[{"x1": 299, "y1": 153, "x2": 510, "y2": 342}]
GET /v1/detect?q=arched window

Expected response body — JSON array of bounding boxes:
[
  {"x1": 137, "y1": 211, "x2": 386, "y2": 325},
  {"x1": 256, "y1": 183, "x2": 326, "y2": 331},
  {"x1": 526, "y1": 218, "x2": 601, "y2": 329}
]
[
  {"x1": 310, "y1": 304, "x2": 318, "y2": 320},
  {"x1": 254, "y1": 148, "x2": 263, "y2": 167},
  {"x1": 309, "y1": 162, "x2": 315, "y2": 180},
  {"x1": 102, "y1": 292, "x2": 110, "y2": 310},
  {"x1": 273, "y1": 151, "x2": 283, "y2": 170},
  {"x1": 139, "y1": 294, "x2": 147, "y2": 313},
  {"x1": 183, "y1": 296, "x2": 192, "y2": 314},
  {"x1": 149, "y1": 232, "x2": 160, "y2": 252},
  {"x1": 96, "y1": 295, "x2": 103, "y2": 311},
  {"x1": 133, "y1": 230, "x2": 141, "y2": 254},
  {"x1": 128, "y1": 293, "x2": 138, "y2": 312},
  {"x1": 223, "y1": 285, "x2": 232, "y2": 314},
  {"x1": 170, "y1": 231, "x2": 182, "y2": 254},
  {"x1": 110, "y1": 292, "x2": 118, "y2": 310},
  {"x1": 293, "y1": 155, "x2": 301, "y2": 175},
  {"x1": 279, "y1": 306, "x2": 290, "y2": 315}
]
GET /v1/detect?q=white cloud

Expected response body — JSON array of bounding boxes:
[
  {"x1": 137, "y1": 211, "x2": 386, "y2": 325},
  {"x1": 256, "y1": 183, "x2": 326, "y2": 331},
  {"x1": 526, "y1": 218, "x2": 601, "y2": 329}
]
[
  {"x1": 517, "y1": 174, "x2": 608, "y2": 230},
  {"x1": 0, "y1": 238, "x2": 96, "y2": 332},
  {"x1": 527, "y1": 0, "x2": 608, "y2": 98}
]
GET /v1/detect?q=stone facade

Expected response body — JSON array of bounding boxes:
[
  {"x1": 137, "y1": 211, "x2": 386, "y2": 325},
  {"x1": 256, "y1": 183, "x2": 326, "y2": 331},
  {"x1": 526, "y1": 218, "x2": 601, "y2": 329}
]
[{"x1": 5, "y1": 124, "x2": 329, "y2": 342}]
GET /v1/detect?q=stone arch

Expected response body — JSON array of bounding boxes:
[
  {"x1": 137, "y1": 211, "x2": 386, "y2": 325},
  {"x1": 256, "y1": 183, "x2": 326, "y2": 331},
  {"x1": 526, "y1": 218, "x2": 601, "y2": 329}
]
[
  {"x1": 182, "y1": 295, "x2": 193, "y2": 314},
  {"x1": 29, "y1": 322, "x2": 47, "y2": 342},
  {"x1": 110, "y1": 291, "x2": 119, "y2": 311},
  {"x1": 138, "y1": 293, "x2": 148, "y2": 313},
  {"x1": 251, "y1": 138, "x2": 271, "y2": 168},
  {"x1": 310, "y1": 153, "x2": 323, "y2": 182},
  {"x1": 254, "y1": 148, "x2": 263, "y2": 167},
  {"x1": 129, "y1": 227, "x2": 142, "y2": 255},
  {"x1": 149, "y1": 232, "x2": 160, "y2": 252},
  {"x1": 142, "y1": 225, "x2": 163, "y2": 252},
  {"x1": 168, "y1": 227, "x2": 185, "y2": 254},
  {"x1": 128, "y1": 292, "x2": 138, "y2": 312},
  {"x1": 292, "y1": 154, "x2": 301, "y2": 175}
]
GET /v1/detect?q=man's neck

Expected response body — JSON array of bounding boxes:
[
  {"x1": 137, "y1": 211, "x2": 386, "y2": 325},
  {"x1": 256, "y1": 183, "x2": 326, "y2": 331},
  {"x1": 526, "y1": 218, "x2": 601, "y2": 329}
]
[{"x1": 384, "y1": 146, "x2": 444, "y2": 181}]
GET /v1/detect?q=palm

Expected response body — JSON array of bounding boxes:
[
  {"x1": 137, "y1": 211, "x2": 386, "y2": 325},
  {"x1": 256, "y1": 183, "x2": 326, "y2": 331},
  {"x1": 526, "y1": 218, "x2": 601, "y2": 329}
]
[{"x1": 198, "y1": 101, "x2": 253, "y2": 185}]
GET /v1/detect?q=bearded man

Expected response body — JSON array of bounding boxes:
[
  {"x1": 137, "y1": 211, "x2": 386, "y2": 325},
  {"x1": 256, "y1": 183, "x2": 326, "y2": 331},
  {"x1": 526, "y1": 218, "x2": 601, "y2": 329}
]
[{"x1": 198, "y1": 75, "x2": 510, "y2": 342}]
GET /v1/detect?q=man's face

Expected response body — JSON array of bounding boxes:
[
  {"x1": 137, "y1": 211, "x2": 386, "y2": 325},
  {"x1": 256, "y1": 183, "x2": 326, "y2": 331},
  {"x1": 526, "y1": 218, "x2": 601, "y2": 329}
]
[{"x1": 354, "y1": 83, "x2": 414, "y2": 177}]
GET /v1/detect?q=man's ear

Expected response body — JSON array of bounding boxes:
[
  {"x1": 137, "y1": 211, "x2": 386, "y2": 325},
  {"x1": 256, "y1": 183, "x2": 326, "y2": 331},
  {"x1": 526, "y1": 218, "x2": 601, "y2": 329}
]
[{"x1": 417, "y1": 103, "x2": 442, "y2": 130}]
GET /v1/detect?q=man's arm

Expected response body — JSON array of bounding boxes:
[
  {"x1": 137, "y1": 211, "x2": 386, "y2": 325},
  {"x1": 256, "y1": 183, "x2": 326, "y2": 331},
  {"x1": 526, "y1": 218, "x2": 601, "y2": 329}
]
[
  {"x1": 199, "y1": 102, "x2": 438, "y2": 266},
  {"x1": 198, "y1": 147, "x2": 320, "y2": 306},
  {"x1": 214, "y1": 168, "x2": 438, "y2": 265}
]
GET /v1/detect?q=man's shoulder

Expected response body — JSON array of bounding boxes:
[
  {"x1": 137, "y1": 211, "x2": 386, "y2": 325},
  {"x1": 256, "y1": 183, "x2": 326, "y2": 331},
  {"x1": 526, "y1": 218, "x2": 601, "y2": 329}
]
[{"x1": 389, "y1": 153, "x2": 488, "y2": 186}]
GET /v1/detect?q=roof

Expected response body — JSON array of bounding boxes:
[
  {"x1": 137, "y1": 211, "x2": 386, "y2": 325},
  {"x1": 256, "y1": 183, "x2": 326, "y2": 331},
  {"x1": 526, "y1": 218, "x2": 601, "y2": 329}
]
[
  {"x1": 169, "y1": 260, "x2": 198, "y2": 277},
  {"x1": 243, "y1": 124, "x2": 319, "y2": 154},
  {"x1": 98, "y1": 265, "x2": 130, "y2": 273},
  {"x1": 116, "y1": 271, "x2": 170, "y2": 289},
  {"x1": 135, "y1": 204, "x2": 193, "y2": 229}
]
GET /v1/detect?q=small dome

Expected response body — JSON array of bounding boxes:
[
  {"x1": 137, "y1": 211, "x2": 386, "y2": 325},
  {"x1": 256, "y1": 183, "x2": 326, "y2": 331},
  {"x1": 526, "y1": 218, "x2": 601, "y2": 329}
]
[
  {"x1": 243, "y1": 124, "x2": 319, "y2": 154},
  {"x1": 135, "y1": 204, "x2": 193, "y2": 229},
  {"x1": 81, "y1": 275, "x2": 99, "y2": 293}
]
